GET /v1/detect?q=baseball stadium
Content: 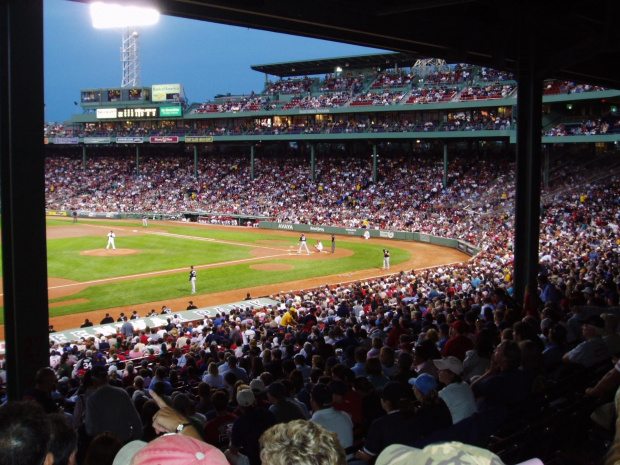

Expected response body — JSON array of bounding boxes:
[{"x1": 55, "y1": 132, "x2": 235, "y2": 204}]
[{"x1": 2, "y1": 1, "x2": 620, "y2": 465}]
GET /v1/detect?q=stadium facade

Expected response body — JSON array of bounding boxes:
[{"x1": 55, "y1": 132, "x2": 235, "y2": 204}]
[{"x1": 45, "y1": 53, "x2": 620, "y2": 154}]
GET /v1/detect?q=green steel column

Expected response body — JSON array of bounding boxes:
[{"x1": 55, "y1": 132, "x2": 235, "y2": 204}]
[
  {"x1": 1, "y1": 0, "x2": 49, "y2": 400},
  {"x1": 82, "y1": 145, "x2": 86, "y2": 171},
  {"x1": 136, "y1": 145, "x2": 140, "y2": 176},
  {"x1": 250, "y1": 145, "x2": 255, "y2": 181},
  {"x1": 194, "y1": 145, "x2": 198, "y2": 178},
  {"x1": 311, "y1": 144, "x2": 315, "y2": 181},
  {"x1": 443, "y1": 144, "x2": 448, "y2": 189},
  {"x1": 543, "y1": 147, "x2": 549, "y2": 189},
  {"x1": 373, "y1": 144, "x2": 377, "y2": 183},
  {"x1": 513, "y1": 0, "x2": 543, "y2": 305}
]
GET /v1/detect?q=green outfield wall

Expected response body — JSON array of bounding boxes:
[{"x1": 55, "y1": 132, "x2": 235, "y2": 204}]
[{"x1": 259, "y1": 221, "x2": 480, "y2": 256}]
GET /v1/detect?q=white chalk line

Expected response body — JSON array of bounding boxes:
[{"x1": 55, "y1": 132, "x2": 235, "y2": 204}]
[
  {"x1": 48, "y1": 252, "x2": 293, "y2": 291},
  {"x1": 0, "y1": 225, "x2": 304, "y2": 297},
  {"x1": 82, "y1": 223, "x2": 295, "y2": 253}
]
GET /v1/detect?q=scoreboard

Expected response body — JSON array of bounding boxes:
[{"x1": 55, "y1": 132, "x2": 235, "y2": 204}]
[{"x1": 96, "y1": 106, "x2": 181, "y2": 119}]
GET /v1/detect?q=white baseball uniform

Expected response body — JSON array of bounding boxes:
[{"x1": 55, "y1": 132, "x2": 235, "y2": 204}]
[{"x1": 106, "y1": 231, "x2": 116, "y2": 250}]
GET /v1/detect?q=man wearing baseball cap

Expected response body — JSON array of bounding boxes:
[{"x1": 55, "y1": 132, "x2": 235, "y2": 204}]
[
  {"x1": 226, "y1": 389, "x2": 276, "y2": 465},
  {"x1": 562, "y1": 314, "x2": 610, "y2": 368},
  {"x1": 433, "y1": 356, "x2": 477, "y2": 424}
]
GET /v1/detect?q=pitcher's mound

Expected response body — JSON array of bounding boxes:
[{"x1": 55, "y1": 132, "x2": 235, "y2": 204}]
[{"x1": 81, "y1": 249, "x2": 140, "y2": 256}]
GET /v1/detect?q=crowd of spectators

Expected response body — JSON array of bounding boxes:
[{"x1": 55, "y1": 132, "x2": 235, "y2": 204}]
[
  {"x1": 265, "y1": 77, "x2": 317, "y2": 95},
  {"x1": 0, "y1": 145, "x2": 613, "y2": 464},
  {"x1": 544, "y1": 116, "x2": 620, "y2": 136},
  {"x1": 543, "y1": 80, "x2": 607, "y2": 95},
  {"x1": 405, "y1": 86, "x2": 458, "y2": 104},
  {"x1": 320, "y1": 73, "x2": 364, "y2": 93},
  {"x1": 459, "y1": 83, "x2": 515, "y2": 101},
  {"x1": 179, "y1": 65, "x2": 556, "y2": 119},
  {"x1": 421, "y1": 67, "x2": 470, "y2": 86},
  {"x1": 478, "y1": 68, "x2": 514, "y2": 82},
  {"x1": 282, "y1": 92, "x2": 351, "y2": 110},
  {"x1": 44, "y1": 147, "x2": 616, "y2": 252},
  {"x1": 370, "y1": 72, "x2": 415, "y2": 89},
  {"x1": 193, "y1": 95, "x2": 278, "y2": 114},
  {"x1": 350, "y1": 90, "x2": 406, "y2": 106},
  {"x1": 14, "y1": 210, "x2": 620, "y2": 463}
]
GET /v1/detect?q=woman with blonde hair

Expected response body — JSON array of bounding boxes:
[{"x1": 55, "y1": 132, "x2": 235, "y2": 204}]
[
  {"x1": 260, "y1": 420, "x2": 346, "y2": 465},
  {"x1": 202, "y1": 362, "x2": 225, "y2": 388}
]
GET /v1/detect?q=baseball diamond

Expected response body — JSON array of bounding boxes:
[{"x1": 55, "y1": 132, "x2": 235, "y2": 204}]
[{"x1": 0, "y1": 218, "x2": 469, "y2": 340}]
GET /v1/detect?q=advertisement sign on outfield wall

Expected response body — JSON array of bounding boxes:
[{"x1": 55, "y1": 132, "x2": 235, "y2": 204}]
[
  {"x1": 185, "y1": 136, "x2": 214, "y2": 143},
  {"x1": 116, "y1": 137, "x2": 144, "y2": 143},
  {"x1": 260, "y1": 222, "x2": 480, "y2": 256},
  {"x1": 152, "y1": 84, "x2": 183, "y2": 102},
  {"x1": 53, "y1": 137, "x2": 80, "y2": 144},
  {"x1": 97, "y1": 108, "x2": 117, "y2": 119},
  {"x1": 150, "y1": 136, "x2": 179, "y2": 143},
  {"x1": 160, "y1": 106, "x2": 183, "y2": 117},
  {"x1": 84, "y1": 137, "x2": 111, "y2": 144}
]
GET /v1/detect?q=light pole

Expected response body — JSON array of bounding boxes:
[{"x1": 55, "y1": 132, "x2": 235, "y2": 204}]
[{"x1": 89, "y1": 1, "x2": 160, "y2": 87}]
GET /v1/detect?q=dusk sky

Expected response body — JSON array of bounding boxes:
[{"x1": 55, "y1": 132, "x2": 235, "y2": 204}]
[{"x1": 44, "y1": 0, "x2": 386, "y2": 122}]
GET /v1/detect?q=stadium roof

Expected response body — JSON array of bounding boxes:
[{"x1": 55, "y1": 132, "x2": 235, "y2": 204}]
[
  {"x1": 69, "y1": 0, "x2": 620, "y2": 89},
  {"x1": 250, "y1": 52, "x2": 420, "y2": 78}
]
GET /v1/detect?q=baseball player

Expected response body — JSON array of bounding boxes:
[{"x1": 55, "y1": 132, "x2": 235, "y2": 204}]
[
  {"x1": 314, "y1": 240, "x2": 324, "y2": 253},
  {"x1": 189, "y1": 266, "x2": 197, "y2": 294},
  {"x1": 382, "y1": 248, "x2": 390, "y2": 270},
  {"x1": 106, "y1": 230, "x2": 116, "y2": 250},
  {"x1": 142, "y1": 214, "x2": 148, "y2": 227},
  {"x1": 331, "y1": 234, "x2": 336, "y2": 253},
  {"x1": 297, "y1": 233, "x2": 310, "y2": 255},
  {"x1": 363, "y1": 230, "x2": 371, "y2": 240}
]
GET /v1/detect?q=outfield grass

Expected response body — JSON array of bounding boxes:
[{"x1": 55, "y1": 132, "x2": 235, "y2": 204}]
[{"x1": 0, "y1": 220, "x2": 411, "y2": 324}]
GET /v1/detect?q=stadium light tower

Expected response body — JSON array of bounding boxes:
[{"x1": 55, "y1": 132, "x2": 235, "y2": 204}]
[
  {"x1": 413, "y1": 58, "x2": 449, "y2": 79},
  {"x1": 89, "y1": 1, "x2": 160, "y2": 88}
]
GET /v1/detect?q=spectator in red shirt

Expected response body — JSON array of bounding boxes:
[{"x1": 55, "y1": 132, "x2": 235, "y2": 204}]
[
  {"x1": 204, "y1": 390, "x2": 237, "y2": 450},
  {"x1": 386, "y1": 317, "x2": 408, "y2": 348},
  {"x1": 442, "y1": 320, "x2": 474, "y2": 361}
]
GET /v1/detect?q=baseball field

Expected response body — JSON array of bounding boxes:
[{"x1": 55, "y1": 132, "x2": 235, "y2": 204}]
[{"x1": 0, "y1": 218, "x2": 471, "y2": 339}]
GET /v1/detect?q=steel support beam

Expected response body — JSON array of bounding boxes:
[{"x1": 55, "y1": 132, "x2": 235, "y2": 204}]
[
  {"x1": 513, "y1": 0, "x2": 543, "y2": 305},
  {"x1": 443, "y1": 144, "x2": 448, "y2": 189},
  {"x1": 310, "y1": 144, "x2": 315, "y2": 182},
  {"x1": 250, "y1": 145, "x2": 255, "y2": 181},
  {"x1": 0, "y1": 0, "x2": 49, "y2": 400}
]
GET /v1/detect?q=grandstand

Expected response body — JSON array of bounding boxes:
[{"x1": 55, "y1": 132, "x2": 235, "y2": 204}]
[
  {"x1": 13, "y1": 51, "x2": 620, "y2": 463},
  {"x1": 45, "y1": 53, "x2": 620, "y2": 146},
  {"x1": 5, "y1": 0, "x2": 620, "y2": 462}
]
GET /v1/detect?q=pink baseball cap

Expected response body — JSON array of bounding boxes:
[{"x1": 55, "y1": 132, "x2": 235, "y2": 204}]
[{"x1": 125, "y1": 435, "x2": 228, "y2": 465}]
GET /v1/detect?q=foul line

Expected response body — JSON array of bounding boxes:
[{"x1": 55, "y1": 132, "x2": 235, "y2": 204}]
[
  {"x1": 47, "y1": 252, "x2": 293, "y2": 292},
  {"x1": 79, "y1": 223, "x2": 295, "y2": 253}
]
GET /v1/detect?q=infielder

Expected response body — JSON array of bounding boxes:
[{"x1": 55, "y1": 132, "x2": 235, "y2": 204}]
[
  {"x1": 106, "y1": 230, "x2": 116, "y2": 250},
  {"x1": 142, "y1": 214, "x2": 148, "y2": 227},
  {"x1": 189, "y1": 266, "x2": 197, "y2": 294},
  {"x1": 297, "y1": 233, "x2": 310, "y2": 255},
  {"x1": 382, "y1": 248, "x2": 390, "y2": 270}
]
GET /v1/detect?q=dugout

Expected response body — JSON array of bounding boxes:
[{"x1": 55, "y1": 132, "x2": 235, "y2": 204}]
[{"x1": 182, "y1": 212, "x2": 272, "y2": 226}]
